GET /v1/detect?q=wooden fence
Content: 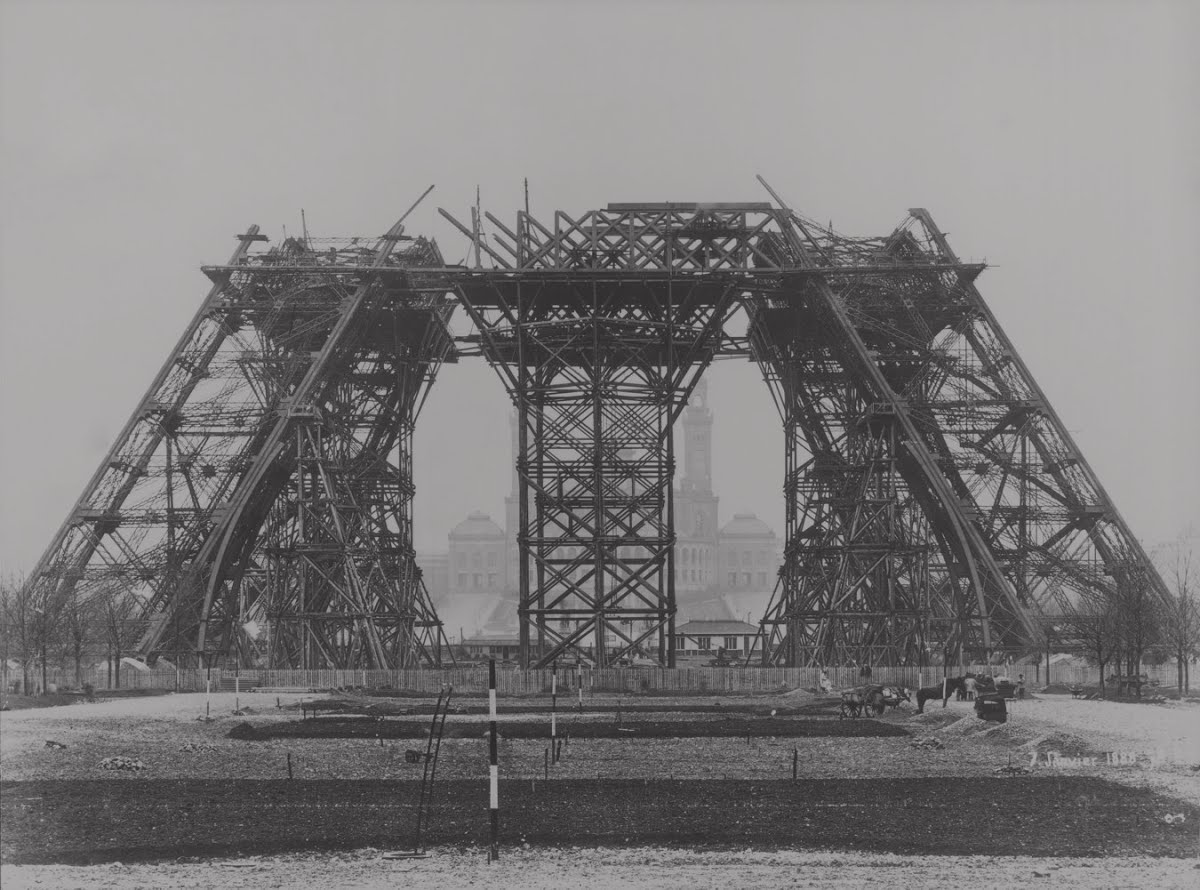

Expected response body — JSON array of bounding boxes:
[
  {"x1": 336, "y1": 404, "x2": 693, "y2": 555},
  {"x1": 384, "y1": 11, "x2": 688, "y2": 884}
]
[{"x1": 2, "y1": 661, "x2": 1182, "y2": 697}]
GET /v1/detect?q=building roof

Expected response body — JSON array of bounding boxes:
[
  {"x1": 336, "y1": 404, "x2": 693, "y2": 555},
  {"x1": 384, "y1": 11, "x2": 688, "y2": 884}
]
[
  {"x1": 449, "y1": 511, "x2": 504, "y2": 539},
  {"x1": 464, "y1": 635, "x2": 522, "y2": 647},
  {"x1": 677, "y1": 619, "x2": 759, "y2": 636},
  {"x1": 719, "y1": 512, "x2": 775, "y2": 539}
]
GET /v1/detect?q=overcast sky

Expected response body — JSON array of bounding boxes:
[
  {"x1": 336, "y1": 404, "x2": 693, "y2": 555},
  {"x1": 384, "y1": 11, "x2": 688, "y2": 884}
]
[{"x1": 1, "y1": 0, "x2": 1197, "y2": 572}]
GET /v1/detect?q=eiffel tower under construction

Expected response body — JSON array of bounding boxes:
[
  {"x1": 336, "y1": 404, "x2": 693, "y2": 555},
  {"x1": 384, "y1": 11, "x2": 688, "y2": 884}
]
[{"x1": 21, "y1": 180, "x2": 1169, "y2": 669}]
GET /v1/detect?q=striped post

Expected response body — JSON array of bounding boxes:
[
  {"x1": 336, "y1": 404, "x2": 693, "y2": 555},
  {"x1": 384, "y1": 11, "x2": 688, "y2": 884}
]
[
  {"x1": 577, "y1": 662, "x2": 583, "y2": 711},
  {"x1": 551, "y1": 664, "x2": 557, "y2": 760},
  {"x1": 488, "y1": 659, "x2": 499, "y2": 862}
]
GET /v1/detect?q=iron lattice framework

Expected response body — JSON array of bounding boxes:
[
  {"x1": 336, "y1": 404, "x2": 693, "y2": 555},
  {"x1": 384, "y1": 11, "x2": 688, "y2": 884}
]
[
  {"x1": 21, "y1": 187, "x2": 1169, "y2": 668},
  {"x1": 751, "y1": 197, "x2": 1167, "y2": 665},
  {"x1": 23, "y1": 214, "x2": 455, "y2": 668},
  {"x1": 441, "y1": 203, "x2": 760, "y2": 666}
]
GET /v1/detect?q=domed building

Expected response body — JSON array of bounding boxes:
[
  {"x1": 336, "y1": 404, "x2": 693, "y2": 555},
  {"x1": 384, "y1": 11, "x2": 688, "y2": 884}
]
[
  {"x1": 448, "y1": 511, "x2": 506, "y2": 595},
  {"x1": 718, "y1": 512, "x2": 777, "y2": 592}
]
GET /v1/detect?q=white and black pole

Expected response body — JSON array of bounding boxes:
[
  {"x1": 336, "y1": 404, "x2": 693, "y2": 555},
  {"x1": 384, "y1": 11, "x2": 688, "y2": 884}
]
[
  {"x1": 488, "y1": 658, "x2": 499, "y2": 862},
  {"x1": 551, "y1": 663, "x2": 557, "y2": 761}
]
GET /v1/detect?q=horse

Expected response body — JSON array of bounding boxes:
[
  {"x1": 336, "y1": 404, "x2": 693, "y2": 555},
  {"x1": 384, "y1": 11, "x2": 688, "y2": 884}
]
[{"x1": 915, "y1": 677, "x2": 966, "y2": 714}]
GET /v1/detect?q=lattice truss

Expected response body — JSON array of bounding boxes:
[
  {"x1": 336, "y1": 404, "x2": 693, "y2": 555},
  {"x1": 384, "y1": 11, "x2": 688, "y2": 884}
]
[
  {"x1": 754, "y1": 205, "x2": 1165, "y2": 665},
  {"x1": 24, "y1": 193, "x2": 1167, "y2": 670},
  {"x1": 24, "y1": 224, "x2": 456, "y2": 668},
  {"x1": 444, "y1": 204, "x2": 785, "y2": 666},
  {"x1": 891, "y1": 212, "x2": 1159, "y2": 603}
]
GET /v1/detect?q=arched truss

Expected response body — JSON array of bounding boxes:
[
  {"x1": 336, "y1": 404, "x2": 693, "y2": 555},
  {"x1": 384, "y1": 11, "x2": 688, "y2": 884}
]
[{"x1": 20, "y1": 192, "x2": 1168, "y2": 668}]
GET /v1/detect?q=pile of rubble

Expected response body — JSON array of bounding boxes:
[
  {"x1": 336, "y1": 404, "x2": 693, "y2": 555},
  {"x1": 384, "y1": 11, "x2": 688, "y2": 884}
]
[
  {"x1": 179, "y1": 742, "x2": 218, "y2": 753},
  {"x1": 994, "y1": 764, "x2": 1032, "y2": 776},
  {"x1": 99, "y1": 756, "x2": 147, "y2": 771},
  {"x1": 909, "y1": 737, "x2": 944, "y2": 751}
]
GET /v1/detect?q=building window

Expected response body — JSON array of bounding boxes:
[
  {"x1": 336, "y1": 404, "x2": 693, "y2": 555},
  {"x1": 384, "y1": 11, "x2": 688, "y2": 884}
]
[
  {"x1": 487, "y1": 573, "x2": 497, "y2": 587},
  {"x1": 724, "y1": 636, "x2": 739, "y2": 651},
  {"x1": 457, "y1": 572, "x2": 466, "y2": 587},
  {"x1": 757, "y1": 572, "x2": 767, "y2": 588},
  {"x1": 728, "y1": 572, "x2": 737, "y2": 586},
  {"x1": 487, "y1": 551, "x2": 497, "y2": 568},
  {"x1": 742, "y1": 573, "x2": 751, "y2": 586},
  {"x1": 698, "y1": 637, "x2": 711, "y2": 651},
  {"x1": 674, "y1": 634, "x2": 686, "y2": 651},
  {"x1": 742, "y1": 551, "x2": 751, "y2": 566},
  {"x1": 473, "y1": 573, "x2": 482, "y2": 588}
]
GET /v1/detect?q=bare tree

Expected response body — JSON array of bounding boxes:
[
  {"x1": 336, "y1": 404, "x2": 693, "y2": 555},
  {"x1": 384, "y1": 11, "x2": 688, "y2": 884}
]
[
  {"x1": 1162, "y1": 550, "x2": 1197, "y2": 696},
  {"x1": 95, "y1": 585, "x2": 139, "y2": 689},
  {"x1": 59, "y1": 592, "x2": 95, "y2": 689},
  {"x1": 1058, "y1": 590, "x2": 1121, "y2": 694},
  {"x1": 0, "y1": 574, "x2": 34, "y2": 693},
  {"x1": 0, "y1": 573, "x2": 51, "y2": 694},
  {"x1": 1114, "y1": 568, "x2": 1161, "y2": 699}
]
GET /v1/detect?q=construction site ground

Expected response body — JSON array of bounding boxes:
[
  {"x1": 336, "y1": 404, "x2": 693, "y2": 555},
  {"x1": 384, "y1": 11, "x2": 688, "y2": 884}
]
[{"x1": 1, "y1": 688, "x2": 1197, "y2": 888}]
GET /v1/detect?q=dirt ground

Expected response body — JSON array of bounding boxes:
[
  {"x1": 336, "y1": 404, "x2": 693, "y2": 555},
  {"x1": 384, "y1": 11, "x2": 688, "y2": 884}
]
[{"x1": 1, "y1": 689, "x2": 1198, "y2": 888}]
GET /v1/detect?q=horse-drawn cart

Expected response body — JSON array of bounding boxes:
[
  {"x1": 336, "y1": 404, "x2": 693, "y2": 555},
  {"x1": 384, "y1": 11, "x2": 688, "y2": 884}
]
[
  {"x1": 839, "y1": 686, "x2": 886, "y2": 719},
  {"x1": 838, "y1": 684, "x2": 909, "y2": 719}
]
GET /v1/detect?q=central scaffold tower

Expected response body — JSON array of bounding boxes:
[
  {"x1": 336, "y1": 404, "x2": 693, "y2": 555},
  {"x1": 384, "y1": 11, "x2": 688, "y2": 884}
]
[{"x1": 21, "y1": 182, "x2": 1168, "y2": 669}]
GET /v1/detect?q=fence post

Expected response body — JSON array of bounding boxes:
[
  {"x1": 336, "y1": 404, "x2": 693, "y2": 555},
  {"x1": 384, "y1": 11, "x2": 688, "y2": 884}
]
[{"x1": 488, "y1": 659, "x2": 499, "y2": 863}]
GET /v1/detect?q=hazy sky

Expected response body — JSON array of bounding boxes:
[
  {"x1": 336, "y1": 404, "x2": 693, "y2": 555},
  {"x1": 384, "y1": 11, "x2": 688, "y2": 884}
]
[{"x1": 1, "y1": 0, "x2": 1197, "y2": 572}]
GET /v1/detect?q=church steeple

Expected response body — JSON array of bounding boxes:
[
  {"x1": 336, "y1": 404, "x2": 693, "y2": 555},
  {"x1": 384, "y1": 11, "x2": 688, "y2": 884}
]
[{"x1": 681, "y1": 377, "x2": 713, "y2": 494}]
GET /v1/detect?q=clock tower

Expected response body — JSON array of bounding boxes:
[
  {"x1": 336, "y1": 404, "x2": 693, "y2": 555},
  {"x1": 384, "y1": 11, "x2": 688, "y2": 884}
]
[{"x1": 674, "y1": 378, "x2": 719, "y2": 595}]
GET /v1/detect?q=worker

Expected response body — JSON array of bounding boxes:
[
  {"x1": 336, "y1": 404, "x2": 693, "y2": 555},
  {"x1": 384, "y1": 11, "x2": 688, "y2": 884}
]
[
  {"x1": 963, "y1": 674, "x2": 977, "y2": 701},
  {"x1": 1017, "y1": 674, "x2": 1026, "y2": 699}
]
